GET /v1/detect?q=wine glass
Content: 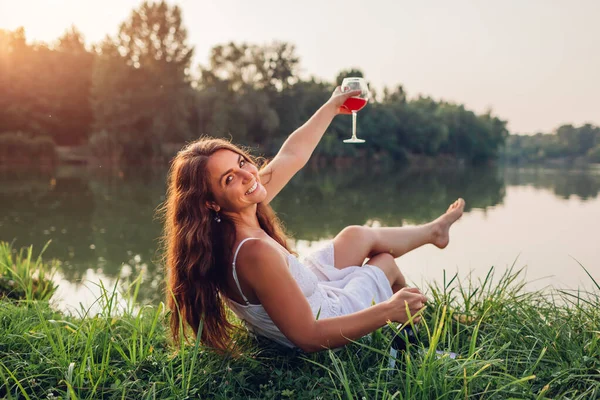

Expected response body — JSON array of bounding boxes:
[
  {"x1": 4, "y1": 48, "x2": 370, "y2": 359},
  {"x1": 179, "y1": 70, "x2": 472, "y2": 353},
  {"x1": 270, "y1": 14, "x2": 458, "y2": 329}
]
[{"x1": 341, "y1": 77, "x2": 370, "y2": 143}]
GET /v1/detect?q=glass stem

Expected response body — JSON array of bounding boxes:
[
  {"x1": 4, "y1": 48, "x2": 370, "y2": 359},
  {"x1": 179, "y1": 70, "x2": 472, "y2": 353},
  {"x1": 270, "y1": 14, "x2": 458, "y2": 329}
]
[{"x1": 352, "y1": 111, "x2": 358, "y2": 139}]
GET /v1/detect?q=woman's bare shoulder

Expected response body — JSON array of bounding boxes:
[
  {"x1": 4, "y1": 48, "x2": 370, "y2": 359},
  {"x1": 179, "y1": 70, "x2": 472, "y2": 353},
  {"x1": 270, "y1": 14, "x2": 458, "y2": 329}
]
[{"x1": 235, "y1": 238, "x2": 288, "y2": 271}]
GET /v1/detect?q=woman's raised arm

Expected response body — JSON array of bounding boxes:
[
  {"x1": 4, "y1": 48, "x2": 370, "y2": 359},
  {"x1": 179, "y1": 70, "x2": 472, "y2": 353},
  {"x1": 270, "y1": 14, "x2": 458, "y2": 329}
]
[
  {"x1": 236, "y1": 239, "x2": 427, "y2": 352},
  {"x1": 259, "y1": 87, "x2": 361, "y2": 205}
]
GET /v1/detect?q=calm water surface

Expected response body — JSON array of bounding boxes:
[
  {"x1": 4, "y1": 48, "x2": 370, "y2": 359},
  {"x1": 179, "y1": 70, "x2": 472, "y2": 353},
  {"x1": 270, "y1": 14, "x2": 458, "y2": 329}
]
[{"x1": 1, "y1": 165, "x2": 598, "y2": 311}]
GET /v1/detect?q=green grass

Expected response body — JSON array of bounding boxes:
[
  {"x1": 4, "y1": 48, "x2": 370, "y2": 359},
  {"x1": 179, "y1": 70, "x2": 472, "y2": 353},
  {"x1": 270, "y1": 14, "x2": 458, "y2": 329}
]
[
  {"x1": 0, "y1": 241, "x2": 58, "y2": 301},
  {"x1": 0, "y1": 243, "x2": 599, "y2": 399}
]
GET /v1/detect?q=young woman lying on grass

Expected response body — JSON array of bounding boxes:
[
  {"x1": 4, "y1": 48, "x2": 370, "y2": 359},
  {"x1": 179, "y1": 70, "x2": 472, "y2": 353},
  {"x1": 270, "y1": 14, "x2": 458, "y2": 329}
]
[{"x1": 161, "y1": 87, "x2": 465, "y2": 353}]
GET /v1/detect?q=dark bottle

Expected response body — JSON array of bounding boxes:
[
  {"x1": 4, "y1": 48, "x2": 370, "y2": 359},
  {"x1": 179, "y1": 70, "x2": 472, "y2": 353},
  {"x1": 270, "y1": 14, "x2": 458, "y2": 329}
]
[{"x1": 391, "y1": 325, "x2": 419, "y2": 351}]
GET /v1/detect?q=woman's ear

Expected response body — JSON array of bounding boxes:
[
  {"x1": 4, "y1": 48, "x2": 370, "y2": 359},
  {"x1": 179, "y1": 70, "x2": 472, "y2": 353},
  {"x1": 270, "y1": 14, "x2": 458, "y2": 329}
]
[{"x1": 205, "y1": 201, "x2": 220, "y2": 212}]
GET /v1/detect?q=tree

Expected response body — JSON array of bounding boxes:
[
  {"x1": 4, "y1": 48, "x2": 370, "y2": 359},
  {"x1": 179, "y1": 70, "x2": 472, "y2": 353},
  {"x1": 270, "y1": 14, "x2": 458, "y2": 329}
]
[
  {"x1": 116, "y1": 1, "x2": 192, "y2": 70},
  {"x1": 195, "y1": 41, "x2": 303, "y2": 147},
  {"x1": 335, "y1": 68, "x2": 364, "y2": 86},
  {"x1": 556, "y1": 123, "x2": 600, "y2": 158},
  {"x1": 0, "y1": 28, "x2": 44, "y2": 135},
  {"x1": 50, "y1": 26, "x2": 94, "y2": 145},
  {"x1": 263, "y1": 41, "x2": 300, "y2": 90},
  {"x1": 383, "y1": 85, "x2": 407, "y2": 105},
  {"x1": 91, "y1": 1, "x2": 195, "y2": 161},
  {"x1": 387, "y1": 96, "x2": 448, "y2": 156},
  {"x1": 200, "y1": 41, "x2": 300, "y2": 92}
]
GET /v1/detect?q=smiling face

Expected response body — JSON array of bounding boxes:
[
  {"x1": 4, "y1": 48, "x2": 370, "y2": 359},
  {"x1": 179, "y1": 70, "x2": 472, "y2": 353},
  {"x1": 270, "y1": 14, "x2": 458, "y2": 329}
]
[{"x1": 205, "y1": 149, "x2": 267, "y2": 213}]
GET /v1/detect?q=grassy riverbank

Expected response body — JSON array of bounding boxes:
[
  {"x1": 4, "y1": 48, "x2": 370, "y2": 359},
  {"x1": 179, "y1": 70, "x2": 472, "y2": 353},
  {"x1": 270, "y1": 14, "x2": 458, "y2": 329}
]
[{"x1": 1, "y1": 243, "x2": 599, "y2": 399}]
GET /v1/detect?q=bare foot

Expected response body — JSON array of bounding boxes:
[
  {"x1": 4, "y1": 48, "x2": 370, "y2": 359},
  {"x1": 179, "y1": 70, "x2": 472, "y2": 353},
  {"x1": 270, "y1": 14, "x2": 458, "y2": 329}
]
[{"x1": 432, "y1": 198, "x2": 465, "y2": 249}]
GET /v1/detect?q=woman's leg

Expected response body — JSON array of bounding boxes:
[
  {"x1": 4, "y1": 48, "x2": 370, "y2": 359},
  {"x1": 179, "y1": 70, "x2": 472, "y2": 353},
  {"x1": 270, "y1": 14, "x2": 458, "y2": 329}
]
[
  {"x1": 365, "y1": 253, "x2": 407, "y2": 293},
  {"x1": 333, "y1": 198, "x2": 465, "y2": 270}
]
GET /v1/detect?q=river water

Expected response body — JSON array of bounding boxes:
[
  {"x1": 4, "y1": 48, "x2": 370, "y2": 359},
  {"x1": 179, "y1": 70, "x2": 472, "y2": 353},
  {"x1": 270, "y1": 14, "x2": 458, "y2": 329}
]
[{"x1": 1, "y1": 164, "x2": 598, "y2": 311}]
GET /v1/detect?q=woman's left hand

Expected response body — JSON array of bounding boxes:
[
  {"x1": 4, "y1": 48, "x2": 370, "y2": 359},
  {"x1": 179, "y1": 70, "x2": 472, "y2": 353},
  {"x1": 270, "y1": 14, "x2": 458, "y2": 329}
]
[{"x1": 328, "y1": 86, "x2": 363, "y2": 115}]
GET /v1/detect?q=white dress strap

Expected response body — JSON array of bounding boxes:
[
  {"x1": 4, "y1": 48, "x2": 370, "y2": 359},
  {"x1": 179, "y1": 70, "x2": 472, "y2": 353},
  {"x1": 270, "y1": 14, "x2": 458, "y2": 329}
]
[{"x1": 232, "y1": 238, "x2": 259, "y2": 305}]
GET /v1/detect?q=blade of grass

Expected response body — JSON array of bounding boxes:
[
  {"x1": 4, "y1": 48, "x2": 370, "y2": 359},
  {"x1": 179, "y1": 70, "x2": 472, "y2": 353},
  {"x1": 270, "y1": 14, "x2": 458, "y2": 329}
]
[{"x1": 0, "y1": 362, "x2": 31, "y2": 400}]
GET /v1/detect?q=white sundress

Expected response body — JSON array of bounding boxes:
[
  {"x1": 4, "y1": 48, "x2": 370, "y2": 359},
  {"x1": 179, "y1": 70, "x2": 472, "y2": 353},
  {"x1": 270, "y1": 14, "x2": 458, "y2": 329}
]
[{"x1": 227, "y1": 238, "x2": 393, "y2": 348}]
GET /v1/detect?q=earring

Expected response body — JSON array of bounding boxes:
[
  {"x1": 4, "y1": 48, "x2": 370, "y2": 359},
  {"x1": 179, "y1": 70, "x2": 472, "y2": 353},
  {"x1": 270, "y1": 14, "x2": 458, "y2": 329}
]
[{"x1": 214, "y1": 210, "x2": 221, "y2": 223}]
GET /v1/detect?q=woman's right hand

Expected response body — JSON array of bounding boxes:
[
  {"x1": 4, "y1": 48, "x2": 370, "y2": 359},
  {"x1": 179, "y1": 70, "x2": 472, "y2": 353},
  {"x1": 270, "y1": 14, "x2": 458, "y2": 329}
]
[
  {"x1": 327, "y1": 86, "x2": 363, "y2": 115},
  {"x1": 387, "y1": 287, "x2": 428, "y2": 324}
]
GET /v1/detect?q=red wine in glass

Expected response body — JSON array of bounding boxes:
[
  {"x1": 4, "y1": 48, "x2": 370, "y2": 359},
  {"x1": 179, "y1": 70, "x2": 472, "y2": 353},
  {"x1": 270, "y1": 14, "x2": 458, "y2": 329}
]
[
  {"x1": 341, "y1": 77, "x2": 370, "y2": 143},
  {"x1": 342, "y1": 97, "x2": 368, "y2": 112}
]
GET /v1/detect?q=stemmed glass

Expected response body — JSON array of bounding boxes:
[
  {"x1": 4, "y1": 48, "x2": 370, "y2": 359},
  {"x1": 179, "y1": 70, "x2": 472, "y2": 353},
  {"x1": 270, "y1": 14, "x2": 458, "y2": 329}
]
[{"x1": 341, "y1": 77, "x2": 370, "y2": 143}]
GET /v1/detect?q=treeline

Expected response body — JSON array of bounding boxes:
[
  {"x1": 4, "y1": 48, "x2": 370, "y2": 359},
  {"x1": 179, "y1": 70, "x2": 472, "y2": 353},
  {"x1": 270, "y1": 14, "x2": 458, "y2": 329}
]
[
  {"x1": 0, "y1": 1, "x2": 511, "y2": 165},
  {"x1": 503, "y1": 124, "x2": 600, "y2": 165}
]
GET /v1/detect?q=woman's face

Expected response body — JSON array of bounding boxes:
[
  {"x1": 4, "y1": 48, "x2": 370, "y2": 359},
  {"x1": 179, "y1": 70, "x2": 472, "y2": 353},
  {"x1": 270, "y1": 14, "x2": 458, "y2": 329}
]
[{"x1": 205, "y1": 149, "x2": 267, "y2": 212}]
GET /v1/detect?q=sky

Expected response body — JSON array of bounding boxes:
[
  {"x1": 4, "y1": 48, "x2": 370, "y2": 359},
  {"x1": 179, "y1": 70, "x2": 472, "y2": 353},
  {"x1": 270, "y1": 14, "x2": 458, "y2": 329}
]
[{"x1": 1, "y1": 0, "x2": 598, "y2": 134}]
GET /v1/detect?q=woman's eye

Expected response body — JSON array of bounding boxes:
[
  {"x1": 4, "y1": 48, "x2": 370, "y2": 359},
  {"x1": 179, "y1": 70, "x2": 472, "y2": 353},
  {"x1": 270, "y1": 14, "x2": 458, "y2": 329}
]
[
  {"x1": 240, "y1": 159, "x2": 245, "y2": 167},
  {"x1": 226, "y1": 176, "x2": 233, "y2": 184}
]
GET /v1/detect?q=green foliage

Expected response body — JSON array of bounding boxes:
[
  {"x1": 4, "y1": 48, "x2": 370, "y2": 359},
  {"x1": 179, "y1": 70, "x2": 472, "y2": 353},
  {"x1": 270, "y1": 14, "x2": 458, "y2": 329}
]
[
  {"x1": 0, "y1": 27, "x2": 93, "y2": 146},
  {"x1": 504, "y1": 123, "x2": 600, "y2": 164},
  {"x1": 201, "y1": 41, "x2": 300, "y2": 91},
  {"x1": 335, "y1": 68, "x2": 365, "y2": 86},
  {"x1": 0, "y1": 241, "x2": 57, "y2": 301},
  {"x1": 557, "y1": 123, "x2": 600, "y2": 157},
  {"x1": 90, "y1": 1, "x2": 195, "y2": 163},
  {"x1": 2, "y1": 2, "x2": 514, "y2": 166},
  {"x1": 587, "y1": 144, "x2": 600, "y2": 163}
]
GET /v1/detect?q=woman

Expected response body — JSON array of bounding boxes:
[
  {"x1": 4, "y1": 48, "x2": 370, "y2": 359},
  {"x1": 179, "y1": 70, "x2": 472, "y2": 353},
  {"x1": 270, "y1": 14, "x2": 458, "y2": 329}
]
[{"x1": 162, "y1": 86, "x2": 465, "y2": 353}]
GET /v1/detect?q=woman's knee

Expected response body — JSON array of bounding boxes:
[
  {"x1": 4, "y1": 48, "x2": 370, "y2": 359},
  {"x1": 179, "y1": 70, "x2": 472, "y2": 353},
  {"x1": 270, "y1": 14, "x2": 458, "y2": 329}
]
[{"x1": 333, "y1": 226, "x2": 376, "y2": 269}]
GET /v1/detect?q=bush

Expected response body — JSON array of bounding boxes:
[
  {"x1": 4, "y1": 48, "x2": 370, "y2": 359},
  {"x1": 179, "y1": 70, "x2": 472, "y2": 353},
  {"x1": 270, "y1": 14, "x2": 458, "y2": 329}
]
[{"x1": 587, "y1": 144, "x2": 600, "y2": 163}]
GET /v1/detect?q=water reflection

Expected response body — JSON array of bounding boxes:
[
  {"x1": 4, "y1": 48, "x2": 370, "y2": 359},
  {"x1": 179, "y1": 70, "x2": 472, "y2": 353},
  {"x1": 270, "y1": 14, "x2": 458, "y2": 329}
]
[
  {"x1": 0, "y1": 166, "x2": 166, "y2": 304},
  {"x1": 0, "y1": 164, "x2": 598, "y2": 306},
  {"x1": 504, "y1": 167, "x2": 600, "y2": 201},
  {"x1": 271, "y1": 165, "x2": 506, "y2": 240}
]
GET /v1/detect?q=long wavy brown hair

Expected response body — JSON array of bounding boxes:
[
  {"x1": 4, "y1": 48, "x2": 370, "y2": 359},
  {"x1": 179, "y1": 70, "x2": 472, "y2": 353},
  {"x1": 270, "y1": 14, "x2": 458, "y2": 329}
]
[{"x1": 160, "y1": 137, "x2": 291, "y2": 351}]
